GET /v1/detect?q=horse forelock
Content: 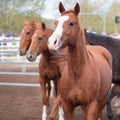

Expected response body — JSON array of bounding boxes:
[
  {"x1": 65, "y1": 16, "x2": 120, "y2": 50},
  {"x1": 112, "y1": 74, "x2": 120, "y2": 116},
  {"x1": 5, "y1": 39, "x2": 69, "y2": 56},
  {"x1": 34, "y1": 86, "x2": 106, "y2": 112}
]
[
  {"x1": 61, "y1": 9, "x2": 74, "y2": 15},
  {"x1": 36, "y1": 23, "x2": 45, "y2": 31},
  {"x1": 23, "y1": 22, "x2": 36, "y2": 33}
]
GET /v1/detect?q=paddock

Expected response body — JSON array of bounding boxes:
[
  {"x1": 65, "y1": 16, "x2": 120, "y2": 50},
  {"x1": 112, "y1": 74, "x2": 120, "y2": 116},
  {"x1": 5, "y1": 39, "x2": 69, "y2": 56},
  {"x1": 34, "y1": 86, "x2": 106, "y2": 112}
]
[{"x1": 0, "y1": 63, "x2": 120, "y2": 120}]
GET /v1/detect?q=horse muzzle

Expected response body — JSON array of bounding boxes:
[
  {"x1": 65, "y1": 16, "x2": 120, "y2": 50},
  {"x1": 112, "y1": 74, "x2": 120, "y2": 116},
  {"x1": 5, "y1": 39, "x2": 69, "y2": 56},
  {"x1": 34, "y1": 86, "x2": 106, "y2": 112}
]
[
  {"x1": 19, "y1": 49, "x2": 27, "y2": 56},
  {"x1": 26, "y1": 53, "x2": 36, "y2": 62}
]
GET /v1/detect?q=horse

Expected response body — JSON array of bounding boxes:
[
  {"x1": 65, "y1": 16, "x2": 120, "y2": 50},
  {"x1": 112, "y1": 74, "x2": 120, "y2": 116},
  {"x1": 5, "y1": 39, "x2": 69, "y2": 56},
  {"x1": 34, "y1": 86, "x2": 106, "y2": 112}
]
[
  {"x1": 18, "y1": 20, "x2": 115, "y2": 120},
  {"x1": 19, "y1": 20, "x2": 36, "y2": 56},
  {"x1": 85, "y1": 31, "x2": 120, "y2": 120},
  {"x1": 48, "y1": 2, "x2": 112, "y2": 120},
  {"x1": 19, "y1": 20, "x2": 62, "y2": 120},
  {"x1": 26, "y1": 23, "x2": 66, "y2": 120}
]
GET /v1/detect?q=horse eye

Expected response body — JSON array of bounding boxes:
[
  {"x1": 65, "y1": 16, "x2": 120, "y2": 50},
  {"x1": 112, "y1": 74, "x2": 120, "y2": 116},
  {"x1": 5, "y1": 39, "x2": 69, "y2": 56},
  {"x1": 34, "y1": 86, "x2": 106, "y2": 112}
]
[
  {"x1": 26, "y1": 31, "x2": 30, "y2": 35},
  {"x1": 38, "y1": 37, "x2": 43, "y2": 41},
  {"x1": 69, "y1": 22, "x2": 74, "y2": 26}
]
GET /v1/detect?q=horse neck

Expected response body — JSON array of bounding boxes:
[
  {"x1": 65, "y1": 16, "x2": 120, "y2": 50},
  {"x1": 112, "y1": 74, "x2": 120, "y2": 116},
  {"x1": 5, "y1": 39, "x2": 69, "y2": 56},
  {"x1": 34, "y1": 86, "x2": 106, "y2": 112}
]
[
  {"x1": 42, "y1": 49, "x2": 52, "y2": 62},
  {"x1": 41, "y1": 28, "x2": 57, "y2": 64},
  {"x1": 67, "y1": 31, "x2": 89, "y2": 77}
]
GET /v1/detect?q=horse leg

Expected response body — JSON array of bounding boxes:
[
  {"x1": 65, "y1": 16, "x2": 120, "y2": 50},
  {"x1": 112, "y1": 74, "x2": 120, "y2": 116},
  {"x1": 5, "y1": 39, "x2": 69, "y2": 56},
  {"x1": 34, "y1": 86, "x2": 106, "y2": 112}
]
[
  {"x1": 48, "y1": 79, "x2": 63, "y2": 120},
  {"x1": 39, "y1": 76, "x2": 48, "y2": 120},
  {"x1": 97, "y1": 96, "x2": 108, "y2": 120},
  {"x1": 48, "y1": 95, "x2": 61, "y2": 120},
  {"x1": 54, "y1": 80, "x2": 59, "y2": 97},
  {"x1": 85, "y1": 100, "x2": 98, "y2": 120},
  {"x1": 107, "y1": 85, "x2": 118, "y2": 120},
  {"x1": 50, "y1": 80, "x2": 55, "y2": 97},
  {"x1": 61, "y1": 99, "x2": 74, "y2": 120},
  {"x1": 58, "y1": 106, "x2": 64, "y2": 120},
  {"x1": 47, "y1": 81, "x2": 51, "y2": 106}
]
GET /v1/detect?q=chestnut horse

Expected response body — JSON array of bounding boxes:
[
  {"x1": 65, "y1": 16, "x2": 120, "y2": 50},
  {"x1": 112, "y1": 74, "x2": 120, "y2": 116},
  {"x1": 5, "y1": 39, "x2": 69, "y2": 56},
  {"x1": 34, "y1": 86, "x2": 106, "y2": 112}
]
[
  {"x1": 48, "y1": 2, "x2": 112, "y2": 120},
  {"x1": 19, "y1": 20, "x2": 62, "y2": 120},
  {"x1": 85, "y1": 31, "x2": 120, "y2": 120},
  {"x1": 19, "y1": 20, "x2": 36, "y2": 56},
  {"x1": 26, "y1": 23, "x2": 66, "y2": 120}
]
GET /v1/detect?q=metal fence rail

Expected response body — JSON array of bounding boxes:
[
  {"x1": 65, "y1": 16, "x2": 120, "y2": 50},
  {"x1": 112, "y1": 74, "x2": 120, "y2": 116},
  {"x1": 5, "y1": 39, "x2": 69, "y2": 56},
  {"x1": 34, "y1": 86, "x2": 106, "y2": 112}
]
[{"x1": 0, "y1": 37, "x2": 40, "y2": 76}]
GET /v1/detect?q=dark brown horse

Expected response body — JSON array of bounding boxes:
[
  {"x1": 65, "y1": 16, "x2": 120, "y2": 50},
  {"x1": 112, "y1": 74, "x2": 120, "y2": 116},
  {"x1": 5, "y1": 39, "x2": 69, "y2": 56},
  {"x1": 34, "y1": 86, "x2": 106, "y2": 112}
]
[
  {"x1": 26, "y1": 23, "x2": 66, "y2": 120},
  {"x1": 48, "y1": 2, "x2": 112, "y2": 120},
  {"x1": 19, "y1": 20, "x2": 36, "y2": 56}
]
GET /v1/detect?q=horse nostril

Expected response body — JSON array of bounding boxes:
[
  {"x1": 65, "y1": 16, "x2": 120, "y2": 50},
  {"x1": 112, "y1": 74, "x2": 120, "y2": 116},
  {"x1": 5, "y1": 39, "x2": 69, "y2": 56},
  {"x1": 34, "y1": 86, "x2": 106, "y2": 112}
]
[
  {"x1": 29, "y1": 54, "x2": 33, "y2": 59},
  {"x1": 27, "y1": 54, "x2": 33, "y2": 60},
  {"x1": 54, "y1": 40, "x2": 57, "y2": 45}
]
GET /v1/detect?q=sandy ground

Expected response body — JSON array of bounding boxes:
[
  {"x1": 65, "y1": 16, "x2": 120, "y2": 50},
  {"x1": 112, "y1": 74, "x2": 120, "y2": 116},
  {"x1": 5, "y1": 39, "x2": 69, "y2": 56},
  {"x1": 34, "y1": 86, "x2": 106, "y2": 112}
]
[{"x1": 0, "y1": 65, "x2": 120, "y2": 120}]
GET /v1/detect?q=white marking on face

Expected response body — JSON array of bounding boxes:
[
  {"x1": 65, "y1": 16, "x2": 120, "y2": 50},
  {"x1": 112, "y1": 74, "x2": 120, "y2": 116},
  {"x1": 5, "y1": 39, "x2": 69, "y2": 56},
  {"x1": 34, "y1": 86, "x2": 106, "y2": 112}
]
[
  {"x1": 48, "y1": 15, "x2": 69, "y2": 50},
  {"x1": 22, "y1": 30, "x2": 25, "y2": 35},
  {"x1": 33, "y1": 33, "x2": 37, "y2": 38},
  {"x1": 54, "y1": 15, "x2": 69, "y2": 37}
]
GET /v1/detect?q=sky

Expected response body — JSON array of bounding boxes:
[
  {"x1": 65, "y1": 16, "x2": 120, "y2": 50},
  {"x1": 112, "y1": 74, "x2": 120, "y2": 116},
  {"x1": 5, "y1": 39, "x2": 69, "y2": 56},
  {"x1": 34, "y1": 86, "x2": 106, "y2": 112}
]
[
  {"x1": 41, "y1": 0, "x2": 116, "y2": 20},
  {"x1": 41, "y1": 0, "x2": 82, "y2": 19},
  {"x1": 19, "y1": 0, "x2": 120, "y2": 20}
]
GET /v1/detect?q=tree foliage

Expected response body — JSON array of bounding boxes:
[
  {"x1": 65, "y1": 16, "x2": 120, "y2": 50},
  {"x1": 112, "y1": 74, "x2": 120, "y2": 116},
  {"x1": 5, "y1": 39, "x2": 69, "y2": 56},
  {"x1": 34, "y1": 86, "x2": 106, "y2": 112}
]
[
  {"x1": 0, "y1": 0, "x2": 120, "y2": 35},
  {"x1": 0, "y1": 0, "x2": 44, "y2": 35}
]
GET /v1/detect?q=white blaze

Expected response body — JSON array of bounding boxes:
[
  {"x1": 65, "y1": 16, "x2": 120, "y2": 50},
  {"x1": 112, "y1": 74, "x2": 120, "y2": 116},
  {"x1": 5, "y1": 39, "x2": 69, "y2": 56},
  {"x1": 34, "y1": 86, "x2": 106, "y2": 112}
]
[
  {"x1": 22, "y1": 30, "x2": 25, "y2": 35},
  {"x1": 48, "y1": 15, "x2": 69, "y2": 50}
]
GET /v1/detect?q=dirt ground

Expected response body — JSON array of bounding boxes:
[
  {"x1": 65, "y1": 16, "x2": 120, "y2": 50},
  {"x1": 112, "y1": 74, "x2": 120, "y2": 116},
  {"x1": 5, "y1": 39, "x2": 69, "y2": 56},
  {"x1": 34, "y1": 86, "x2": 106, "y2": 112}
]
[{"x1": 0, "y1": 65, "x2": 120, "y2": 120}]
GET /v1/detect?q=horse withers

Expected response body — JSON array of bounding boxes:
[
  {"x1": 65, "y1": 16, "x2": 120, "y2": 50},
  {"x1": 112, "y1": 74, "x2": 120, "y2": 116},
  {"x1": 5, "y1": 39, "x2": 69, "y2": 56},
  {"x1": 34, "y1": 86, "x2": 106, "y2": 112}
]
[{"x1": 48, "y1": 2, "x2": 112, "y2": 120}]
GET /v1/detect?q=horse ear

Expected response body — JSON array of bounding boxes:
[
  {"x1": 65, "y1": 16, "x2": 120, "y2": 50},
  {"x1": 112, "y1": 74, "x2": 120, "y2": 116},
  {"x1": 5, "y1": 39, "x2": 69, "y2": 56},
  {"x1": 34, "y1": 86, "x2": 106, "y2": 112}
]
[
  {"x1": 41, "y1": 22, "x2": 46, "y2": 30},
  {"x1": 74, "y1": 2, "x2": 80, "y2": 15},
  {"x1": 59, "y1": 2, "x2": 65, "y2": 13}
]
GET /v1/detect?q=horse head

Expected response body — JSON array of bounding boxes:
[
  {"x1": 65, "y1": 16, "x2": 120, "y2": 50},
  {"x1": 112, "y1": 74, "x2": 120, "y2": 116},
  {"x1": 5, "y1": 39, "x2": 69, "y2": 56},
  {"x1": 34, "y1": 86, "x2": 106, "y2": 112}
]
[
  {"x1": 19, "y1": 19, "x2": 36, "y2": 56},
  {"x1": 26, "y1": 22, "x2": 50, "y2": 62},
  {"x1": 48, "y1": 2, "x2": 83, "y2": 52}
]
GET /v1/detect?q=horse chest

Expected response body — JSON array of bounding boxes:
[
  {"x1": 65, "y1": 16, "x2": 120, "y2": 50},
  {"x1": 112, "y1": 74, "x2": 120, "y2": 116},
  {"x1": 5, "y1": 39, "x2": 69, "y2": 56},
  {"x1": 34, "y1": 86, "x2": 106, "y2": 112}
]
[
  {"x1": 40, "y1": 64, "x2": 60, "y2": 80},
  {"x1": 60, "y1": 66, "x2": 100, "y2": 105}
]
